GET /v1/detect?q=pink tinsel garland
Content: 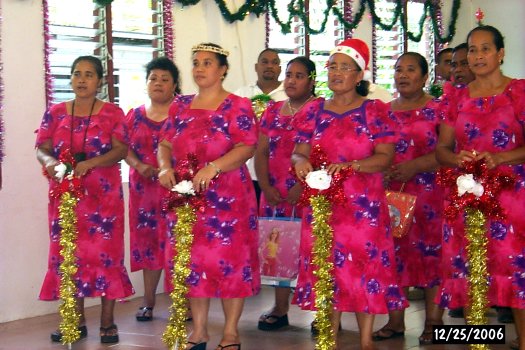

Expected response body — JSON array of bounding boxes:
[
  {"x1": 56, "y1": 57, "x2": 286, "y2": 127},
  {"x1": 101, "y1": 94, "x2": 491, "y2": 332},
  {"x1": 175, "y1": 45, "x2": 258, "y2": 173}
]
[
  {"x1": 42, "y1": 0, "x2": 53, "y2": 107},
  {"x1": 163, "y1": 0, "x2": 174, "y2": 60},
  {"x1": 0, "y1": 1, "x2": 4, "y2": 163}
]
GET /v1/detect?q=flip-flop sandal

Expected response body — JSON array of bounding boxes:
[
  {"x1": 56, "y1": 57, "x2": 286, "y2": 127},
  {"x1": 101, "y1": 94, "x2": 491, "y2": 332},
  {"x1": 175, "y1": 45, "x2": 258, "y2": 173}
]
[
  {"x1": 100, "y1": 324, "x2": 119, "y2": 344},
  {"x1": 136, "y1": 306, "x2": 153, "y2": 322},
  {"x1": 216, "y1": 344, "x2": 241, "y2": 350},
  {"x1": 257, "y1": 313, "x2": 289, "y2": 331},
  {"x1": 372, "y1": 328, "x2": 405, "y2": 341}
]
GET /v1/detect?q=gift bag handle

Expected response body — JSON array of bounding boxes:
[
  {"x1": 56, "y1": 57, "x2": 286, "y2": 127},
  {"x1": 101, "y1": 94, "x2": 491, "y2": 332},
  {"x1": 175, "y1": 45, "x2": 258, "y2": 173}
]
[
  {"x1": 386, "y1": 182, "x2": 406, "y2": 193},
  {"x1": 271, "y1": 206, "x2": 297, "y2": 220}
]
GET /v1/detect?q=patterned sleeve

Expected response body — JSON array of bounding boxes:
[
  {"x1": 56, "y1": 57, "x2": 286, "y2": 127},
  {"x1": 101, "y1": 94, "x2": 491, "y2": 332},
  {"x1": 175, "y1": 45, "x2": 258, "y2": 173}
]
[
  {"x1": 292, "y1": 98, "x2": 323, "y2": 144},
  {"x1": 228, "y1": 95, "x2": 258, "y2": 146},
  {"x1": 259, "y1": 100, "x2": 278, "y2": 136},
  {"x1": 365, "y1": 99, "x2": 398, "y2": 145},
  {"x1": 35, "y1": 103, "x2": 64, "y2": 148},
  {"x1": 508, "y1": 79, "x2": 525, "y2": 125},
  {"x1": 161, "y1": 95, "x2": 187, "y2": 143},
  {"x1": 439, "y1": 82, "x2": 463, "y2": 127},
  {"x1": 100, "y1": 102, "x2": 129, "y2": 145}
]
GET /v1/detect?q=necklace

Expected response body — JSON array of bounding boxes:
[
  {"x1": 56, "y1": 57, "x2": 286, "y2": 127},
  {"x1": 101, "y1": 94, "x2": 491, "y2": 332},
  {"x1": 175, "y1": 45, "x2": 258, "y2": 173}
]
[
  {"x1": 287, "y1": 95, "x2": 314, "y2": 116},
  {"x1": 70, "y1": 99, "x2": 97, "y2": 162}
]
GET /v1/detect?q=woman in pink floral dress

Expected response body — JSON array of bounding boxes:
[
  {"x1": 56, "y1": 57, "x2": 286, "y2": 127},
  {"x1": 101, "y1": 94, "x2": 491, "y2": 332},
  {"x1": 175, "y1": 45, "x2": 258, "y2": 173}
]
[
  {"x1": 125, "y1": 57, "x2": 181, "y2": 322},
  {"x1": 36, "y1": 56, "x2": 133, "y2": 344},
  {"x1": 158, "y1": 43, "x2": 259, "y2": 350},
  {"x1": 436, "y1": 25, "x2": 525, "y2": 350},
  {"x1": 255, "y1": 56, "x2": 318, "y2": 331},
  {"x1": 374, "y1": 52, "x2": 444, "y2": 345},
  {"x1": 291, "y1": 39, "x2": 407, "y2": 350}
]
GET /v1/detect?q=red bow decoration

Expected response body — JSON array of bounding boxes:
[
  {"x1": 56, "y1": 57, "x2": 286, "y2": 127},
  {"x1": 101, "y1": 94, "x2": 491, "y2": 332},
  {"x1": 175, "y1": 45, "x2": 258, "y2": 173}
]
[
  {"x1": 437, "y1": 159, "x2": 515, "y2": 220},
  {"x1": 475, "y1": 7, "x2": 485, "y2": 25},
  {"x1": 43, "y1": 149, "x2": 84, "y2": 198},
  {"x1": 162, "y1": 153, "x2": 207, "y2": 213},
  {"x1": 294, "y1": 144, "x2": 354, "y2": 207}
]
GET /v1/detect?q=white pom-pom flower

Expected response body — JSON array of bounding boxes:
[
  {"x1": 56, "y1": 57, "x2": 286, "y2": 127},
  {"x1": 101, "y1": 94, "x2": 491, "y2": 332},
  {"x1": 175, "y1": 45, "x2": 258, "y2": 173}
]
[
  {"x1": 54, "y1": 163, "x2": 68, "y2": 182},
  {"x1": 305, "y1": 169, "x2": 332, "y2": 190},
  {"x1": 457, "y1": 174, "x2": 484, "y2": 198},
  {"x1": 172, "y1": 180, "x2": 195, "y2": 196}
]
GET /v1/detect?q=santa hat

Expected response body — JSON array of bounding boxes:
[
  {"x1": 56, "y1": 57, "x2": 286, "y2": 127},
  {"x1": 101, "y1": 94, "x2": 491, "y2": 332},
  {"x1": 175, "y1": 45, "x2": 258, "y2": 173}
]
[{"x1": 330, "y1": 38, "x2": 372, "y2": 81}]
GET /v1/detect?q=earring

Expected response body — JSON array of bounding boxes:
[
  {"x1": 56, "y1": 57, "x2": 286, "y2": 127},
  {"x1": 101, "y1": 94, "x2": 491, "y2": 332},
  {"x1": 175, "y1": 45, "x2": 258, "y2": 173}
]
[{"x1": 356, "y1": 81, "x2": 362, "y2": 88}]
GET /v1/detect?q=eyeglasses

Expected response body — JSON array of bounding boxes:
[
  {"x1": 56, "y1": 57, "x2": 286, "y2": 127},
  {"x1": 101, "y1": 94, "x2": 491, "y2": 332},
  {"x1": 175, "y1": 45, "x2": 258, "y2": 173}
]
[{"x1": 327, "y1": 65, "x2": 360, "y2": 74}]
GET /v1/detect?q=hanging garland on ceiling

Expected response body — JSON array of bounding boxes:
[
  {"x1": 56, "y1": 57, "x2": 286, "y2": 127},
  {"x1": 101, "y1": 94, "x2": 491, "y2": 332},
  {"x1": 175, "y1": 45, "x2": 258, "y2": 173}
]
[{"x1": 92, "y1": 0, "x2": 461, "y2": 43}]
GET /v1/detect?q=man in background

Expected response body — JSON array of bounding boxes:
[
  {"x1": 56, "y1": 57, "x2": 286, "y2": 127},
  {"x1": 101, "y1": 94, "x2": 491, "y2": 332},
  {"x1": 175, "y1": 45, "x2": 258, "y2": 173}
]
[
  {"x1": 235, "y1": 48, "x2": 287, "y2": 203},
  {"x1": 435, "y1": 47, "x2": 453, "y2": 83},
  {"x1": 450, "y1": 43, "x2": 475, "y2": 85}
]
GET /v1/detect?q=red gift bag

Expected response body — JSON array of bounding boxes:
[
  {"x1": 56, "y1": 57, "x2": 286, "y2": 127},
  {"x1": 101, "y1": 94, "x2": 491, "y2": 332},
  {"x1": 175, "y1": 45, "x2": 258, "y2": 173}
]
[
  {"x1": 258, "y1": 215, "x2": 301, "y2": 286},
  {"x1": 385, "y1": 186, "x2": 417, "y2": 238}
]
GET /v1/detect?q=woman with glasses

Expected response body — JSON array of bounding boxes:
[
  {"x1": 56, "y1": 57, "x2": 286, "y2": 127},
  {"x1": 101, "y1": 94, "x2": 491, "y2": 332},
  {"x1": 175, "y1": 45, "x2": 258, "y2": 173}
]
[{"x1": 291, "y1": 39, "x2": 407, "y2": 350}]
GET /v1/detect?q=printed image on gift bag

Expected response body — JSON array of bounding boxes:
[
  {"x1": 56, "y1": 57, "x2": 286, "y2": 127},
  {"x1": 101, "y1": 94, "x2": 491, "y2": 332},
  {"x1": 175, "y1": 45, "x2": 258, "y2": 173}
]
[
  {"x1": 258, "y1": 216, "x2": 301, "y2": 281},
  {"x1": 385, "y1": 188, "x2": 417, "y2": 238}
]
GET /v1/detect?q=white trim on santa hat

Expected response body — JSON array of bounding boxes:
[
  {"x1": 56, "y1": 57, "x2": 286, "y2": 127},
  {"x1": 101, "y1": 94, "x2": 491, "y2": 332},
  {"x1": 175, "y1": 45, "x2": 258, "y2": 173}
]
[{"x1": 329, "y1": 46, "x2": 366, "y2": 71}]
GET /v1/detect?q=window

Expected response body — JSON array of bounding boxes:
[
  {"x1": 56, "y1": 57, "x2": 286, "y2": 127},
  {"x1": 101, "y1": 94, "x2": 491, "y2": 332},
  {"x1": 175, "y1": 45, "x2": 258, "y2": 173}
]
[
  {"x1": 373, "y1": 0, "x2": 436, "y2": 94},
  {"x1": 46, "y1": 0, "x2": 171, "y2": 182},
  {"x1": 46, "y1": 0, "x2": 167, "y2": 113},
  {"x1": 267, "y1": 0, "x2": 344, "y2": 97}
]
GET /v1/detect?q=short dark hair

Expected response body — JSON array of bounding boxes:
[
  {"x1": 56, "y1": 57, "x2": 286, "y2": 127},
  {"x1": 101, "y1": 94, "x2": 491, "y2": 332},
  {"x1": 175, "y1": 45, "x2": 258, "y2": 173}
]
[
  {"x1": 467, "y1": 25, "x2": 505, "y2": 50},
  {"x1": 396, "y1": 52, "x2": 429, "y2": 76},
  {"x1": 71, "y1": 55, "x2": 103, "y2": 79},
  {"x1": 436, "y1": 48, "x2": 453, "y2": 64},
  {"x1": 258, "y1": 48, "x2": 280, "y2": 62},
  {"x1": 453, "y1": 43, "x2": 468, "y2": 53},
  {"x1": 146, "y1": 56, "x2": 181, "y2": 95},
  {"x1": 286, "y1": 56, "x2": 317, "y2": 96}
]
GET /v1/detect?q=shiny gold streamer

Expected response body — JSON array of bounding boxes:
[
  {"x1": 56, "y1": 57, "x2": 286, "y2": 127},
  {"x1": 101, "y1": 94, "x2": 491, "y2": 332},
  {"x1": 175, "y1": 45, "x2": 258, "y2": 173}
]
[
  {"x1": 465, "y1": 208, "x2": 489, "y2": 350},
  {"x1": 57, "y1": 191, "x2": 81, "y2": 345},
  {"x1": 162, "y1": 204, "x2": 196, "y2": 349},
  {"x1": 310, "y1": 195, "x2": 335, "y2": 350}
]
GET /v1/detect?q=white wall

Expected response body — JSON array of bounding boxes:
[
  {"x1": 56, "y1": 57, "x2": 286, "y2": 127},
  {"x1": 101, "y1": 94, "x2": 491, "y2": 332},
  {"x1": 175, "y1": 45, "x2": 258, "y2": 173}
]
[{"x1": 0, "y1": 0, "x2": 524, "y2": 324}]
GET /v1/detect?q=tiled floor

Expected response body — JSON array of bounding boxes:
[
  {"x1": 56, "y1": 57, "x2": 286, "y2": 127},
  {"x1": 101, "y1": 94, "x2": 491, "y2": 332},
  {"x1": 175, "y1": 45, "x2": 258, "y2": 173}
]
[{"x1": 0, "y1": 286, "x2": 517, "y2": 349}]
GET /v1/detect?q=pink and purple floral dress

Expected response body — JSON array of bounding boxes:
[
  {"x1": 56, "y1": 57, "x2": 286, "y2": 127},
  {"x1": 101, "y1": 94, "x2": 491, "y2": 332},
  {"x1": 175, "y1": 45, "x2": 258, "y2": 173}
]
[
  {"x1": 36, "y1": 102, "x2": 134, "y2": 300},
  {"x1": 388, "y1": 99, "x2": 444, "y2": 288},
  {"x1": 161, "y1": 94, "x2": 260, "y2": 298},
  {"x1": 125, "y1": 105, "x2": 169, "y2": 272},
  {"x1": 292, "y1": 98, "x2": 408, "y2": 313},
  {"x1": 437, "y1": 80, "x2": 525, "y2": 309}
]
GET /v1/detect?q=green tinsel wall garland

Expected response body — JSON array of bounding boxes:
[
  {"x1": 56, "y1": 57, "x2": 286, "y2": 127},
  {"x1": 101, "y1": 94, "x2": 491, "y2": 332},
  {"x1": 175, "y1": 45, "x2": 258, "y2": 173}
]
[{"x1": 93, "y1": 0, "x2": 461, "y2": 42}]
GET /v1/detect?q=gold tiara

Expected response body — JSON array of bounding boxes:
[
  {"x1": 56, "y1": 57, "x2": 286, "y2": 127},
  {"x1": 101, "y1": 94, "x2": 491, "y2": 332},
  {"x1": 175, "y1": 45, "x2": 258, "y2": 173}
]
[{"x1": 191, "y1": 44, "x2": 229, "y2": 57}]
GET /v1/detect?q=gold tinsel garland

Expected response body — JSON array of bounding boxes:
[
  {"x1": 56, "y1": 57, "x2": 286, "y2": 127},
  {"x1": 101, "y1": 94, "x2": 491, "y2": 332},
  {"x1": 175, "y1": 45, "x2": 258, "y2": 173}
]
[
  {"x1": 310, "y1": 195, "x2": 335, "y2": 350},
  {"x1": 465, "y1": 208, "x2": 489, "y2": 350},
  {"x1": 162, "y1": 204, "x2": 197, "y2": 349},
  {"x1": 57, "y1": 191, "x2": 81, "y2": 345}
]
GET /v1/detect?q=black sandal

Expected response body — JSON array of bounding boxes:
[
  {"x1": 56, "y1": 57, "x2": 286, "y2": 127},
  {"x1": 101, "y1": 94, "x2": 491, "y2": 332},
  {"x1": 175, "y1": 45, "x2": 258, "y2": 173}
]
[
  {"x1": 136, "y1": 306, "x2": 153, "y2": 321},
  {"x1": 257, "y1": 313, "x2": 289, "y2": 331},
  {"x1": 50, "y1": 325, "x2": 87, "y2": 342},
  {"x1": 100, "y1": 324, "x2": 119, "y2": 343},
  {"x1": 216, "y1": 344, "x2": 241, "y2": 350}
]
